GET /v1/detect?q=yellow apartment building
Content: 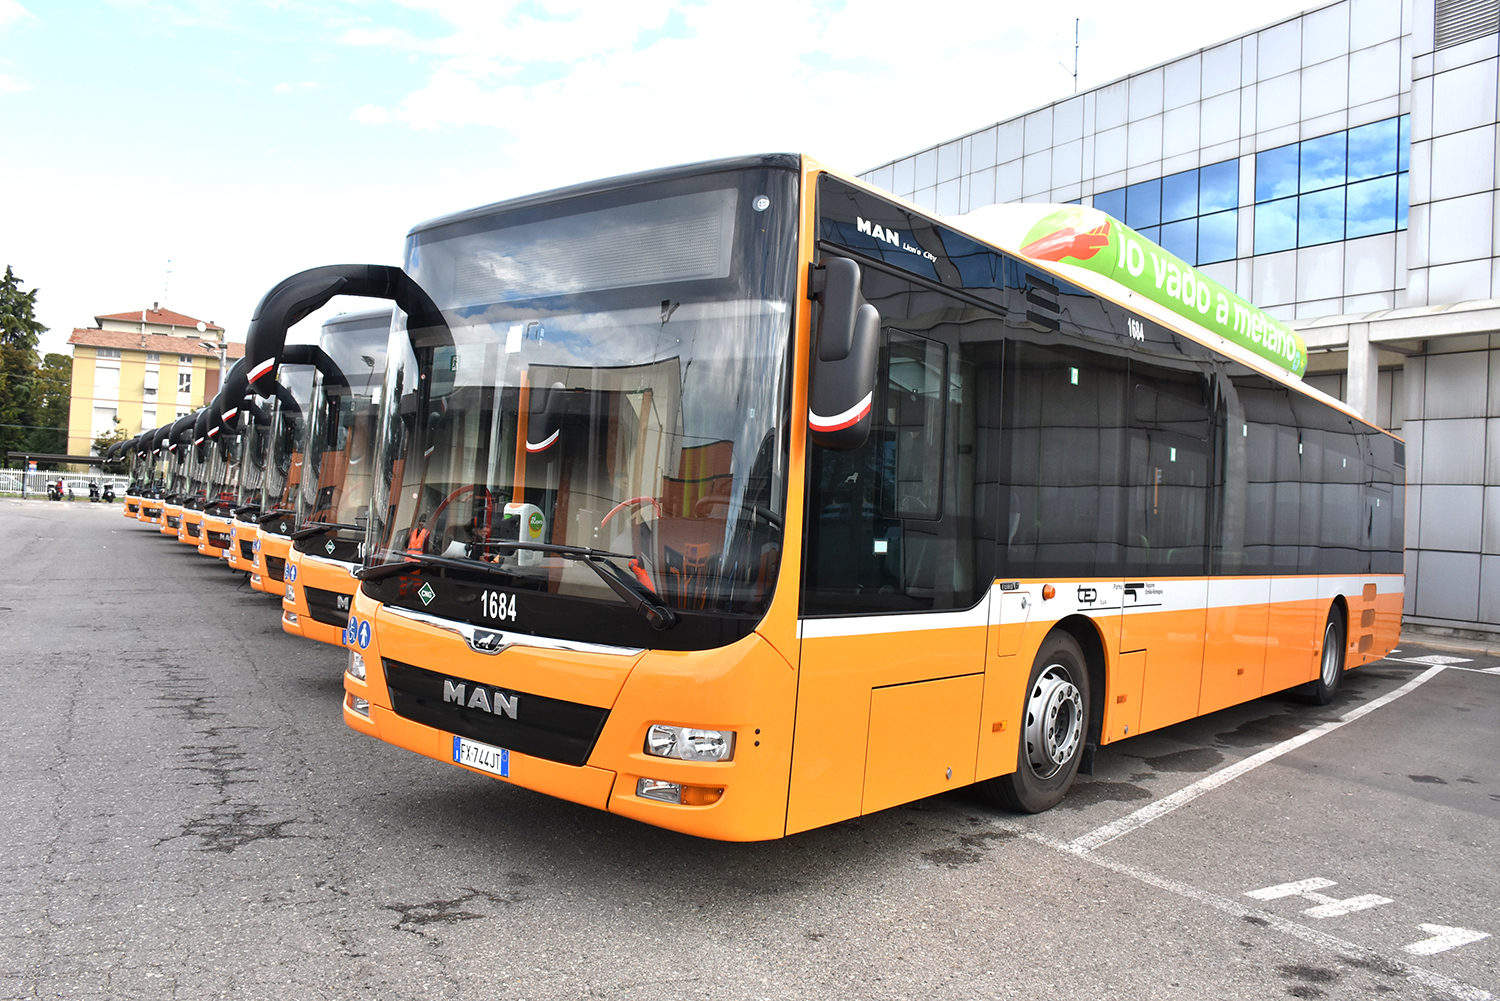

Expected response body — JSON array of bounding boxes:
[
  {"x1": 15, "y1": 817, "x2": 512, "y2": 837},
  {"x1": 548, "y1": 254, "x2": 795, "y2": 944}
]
[{"x1": 66, "y1": 305, "x2": 245, "y2": 456}]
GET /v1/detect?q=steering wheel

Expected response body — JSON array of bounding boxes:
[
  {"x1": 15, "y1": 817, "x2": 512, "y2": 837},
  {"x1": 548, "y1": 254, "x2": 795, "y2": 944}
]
[
  {"x1": 416, "y1": 484, "x2": 492, "y2": 553},
  {"x1": 601, "y1": 495, "x2": 661, "y2": 527},
  {"x1": 692, "y1": 494, "x2": 783, "y2": 529}
]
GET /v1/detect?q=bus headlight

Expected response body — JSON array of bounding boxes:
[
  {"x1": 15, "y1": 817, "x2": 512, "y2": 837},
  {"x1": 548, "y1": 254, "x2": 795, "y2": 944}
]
[
  {"x1": 347, "y1": 650, "x2": 366, "y2": 681},
  {"x1": 636, "y1": 778, "x2": 682, "y2": 803},
  {"x1": 644, "y1": 725, "x2": 734, "y2": 762}
]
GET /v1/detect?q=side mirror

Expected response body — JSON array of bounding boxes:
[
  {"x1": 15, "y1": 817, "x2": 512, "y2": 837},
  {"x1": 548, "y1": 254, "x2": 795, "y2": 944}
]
[{"x1": 808, "y1": 257, "x2": 880, "y2": 451}]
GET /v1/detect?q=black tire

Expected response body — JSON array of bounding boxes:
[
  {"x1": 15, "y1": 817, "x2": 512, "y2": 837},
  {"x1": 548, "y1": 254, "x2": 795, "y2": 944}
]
[
  {"x1": 978, "y1": 630, "x2": 1091, "y2": 814},
  {"x1": 1301, "y1": 606, "x2": 1346, "y2": 705}
]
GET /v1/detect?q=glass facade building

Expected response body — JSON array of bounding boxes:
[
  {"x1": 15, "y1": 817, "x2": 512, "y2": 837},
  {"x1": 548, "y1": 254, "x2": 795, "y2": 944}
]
[{"x1": 861, "y1": 0, "x2": 1500, "y2": 635}]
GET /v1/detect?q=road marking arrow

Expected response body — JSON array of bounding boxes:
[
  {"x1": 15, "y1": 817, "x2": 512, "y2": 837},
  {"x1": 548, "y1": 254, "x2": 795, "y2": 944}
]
[{"x1": 1404, "y1": 925, "x2": 1491, "y2": 956}]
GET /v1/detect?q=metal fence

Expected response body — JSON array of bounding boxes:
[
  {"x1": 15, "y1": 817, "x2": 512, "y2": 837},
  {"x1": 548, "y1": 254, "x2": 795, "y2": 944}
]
[{"x1": 0, "y1": 470, "x2": 129, "y2": 500}]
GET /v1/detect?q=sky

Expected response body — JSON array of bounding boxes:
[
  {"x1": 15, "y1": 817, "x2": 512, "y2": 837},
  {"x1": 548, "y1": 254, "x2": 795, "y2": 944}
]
[{"x1": 0, "y1": 0, "x2": 1322, "y2": 357}]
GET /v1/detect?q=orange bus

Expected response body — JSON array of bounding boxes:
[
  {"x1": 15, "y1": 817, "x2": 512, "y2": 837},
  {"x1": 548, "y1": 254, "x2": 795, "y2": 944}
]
[
  {"x1": 225, "y1": 370, "x2": 268, "y2": 576},
  {"x1": 158, "y1": 415, "x2": 198, "y2": 538},
  {"x1": 278, "y1": 309, "x2": 392, "y2": 646},
  {"x1": 135, "y1": 429, "x2": 166, "y2": 526},
  {"x1": 119, "y1": 437, "x2": 144, "y2": 518},
  {"x1": 251, "y1": 156, "x2": 1401, "y2": 840},
  {"x1": 177, "y1": 411, "x2": 213, "y2": 548},
  {"x1": 247, "y1": 349, "x2": 319, "y2": 594},
  {"x1": 198, "y1": 368, "x2": 249, "y2": 561}
]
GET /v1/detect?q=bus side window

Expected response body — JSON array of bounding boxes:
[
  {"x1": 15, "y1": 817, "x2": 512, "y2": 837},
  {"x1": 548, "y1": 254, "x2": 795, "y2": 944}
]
[
  {"x1": 801, "y1": 272, "x2": 987, "y2": 617},
  {"x1": 882, "y1": 330, "x2": 945, "y2": 521},
  {"x1": 993, "y1": 339, "x2": 1128, "y2": 579},
  {"x1": 1126, "y1": 360, "x2": 1213, "y2": 576}
]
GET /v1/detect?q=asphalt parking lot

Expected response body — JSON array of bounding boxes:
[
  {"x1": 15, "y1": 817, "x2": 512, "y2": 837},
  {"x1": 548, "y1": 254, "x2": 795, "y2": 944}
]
[{"x1": 1, "y1": 499, "x2": 1495, "y2": 1000}]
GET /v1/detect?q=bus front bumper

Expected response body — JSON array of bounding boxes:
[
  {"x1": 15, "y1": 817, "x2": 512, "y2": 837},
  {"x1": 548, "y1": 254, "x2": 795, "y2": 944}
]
[
  {"x1": 341, "y1": 589, "x2": 797, "y2": 841},
  {"x1": 282, "y1": 549, "x2": 357, "y2": 646}
]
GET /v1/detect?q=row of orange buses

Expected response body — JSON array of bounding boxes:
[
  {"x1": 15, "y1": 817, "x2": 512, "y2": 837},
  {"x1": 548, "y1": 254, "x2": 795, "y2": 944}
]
[{"x1": 115, "y1": 153, "x2": 1404, "y2": 840}]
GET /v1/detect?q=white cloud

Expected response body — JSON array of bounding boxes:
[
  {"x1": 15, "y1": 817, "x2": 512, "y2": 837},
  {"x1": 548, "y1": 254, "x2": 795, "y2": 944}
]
[
  {"x1": 0, "y1": 73, "x2": 29, "y2": 94},
  {"x1": 273, "y1": 81, "x2": 317, "y2": 93},
  {"x1": 351, "y1": 103, "x2": 392, "y2": 125},
  {"x1": 347, "y1": 0, "x2": 1320, "y2": 183},
  {"x1": 0, "y1": 0, "x2": 32, "y2": 32}
]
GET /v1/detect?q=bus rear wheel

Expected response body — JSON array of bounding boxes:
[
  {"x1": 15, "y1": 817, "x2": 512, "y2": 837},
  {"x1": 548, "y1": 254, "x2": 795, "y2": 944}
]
[
  {"x1": 979, "y1": 630, "x2": 1091, "y2": 814},
  {"x1": 1301, "y1": 606, "x2": 1346, "y2": 705}
]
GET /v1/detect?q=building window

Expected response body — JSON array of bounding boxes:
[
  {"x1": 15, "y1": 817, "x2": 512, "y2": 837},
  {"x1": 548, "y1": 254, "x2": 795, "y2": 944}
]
[
  {"x1": 1091, "y1": 158, "x2": 1238, "y2": 266},
  {"x1": 96, "y1": 347, "x2": 121, "y2": 359},
  {"x1": 1253, "y1": 115, "x2": 1409, "y2": 254},
  {"x1": 145, "y1": 352, "x2": 160, "y2": 362},
  {"x1": 178, "y1": 371, "x2": 193, "y2": 393},
  {"x1": 178, "y1": 354, "x2": 192, "y2": 363},
  {"x1": 143, "y1": 368, "x2": 159, "y2": 397}
]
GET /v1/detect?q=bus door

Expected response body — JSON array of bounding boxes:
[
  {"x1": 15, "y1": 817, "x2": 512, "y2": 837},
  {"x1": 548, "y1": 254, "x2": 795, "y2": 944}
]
[
  {"x1": 791, "y1": 314, "x2": 986, "y2": 834},
  {"x1": 1123, "y1": 359, "x2": 1213, "y2": 734}
]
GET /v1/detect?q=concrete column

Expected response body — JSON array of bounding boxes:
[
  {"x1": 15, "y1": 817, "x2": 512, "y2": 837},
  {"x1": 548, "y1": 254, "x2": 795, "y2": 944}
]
[{"x1": 1346, "y1": 322, "x2": 1379, "y2": 422}]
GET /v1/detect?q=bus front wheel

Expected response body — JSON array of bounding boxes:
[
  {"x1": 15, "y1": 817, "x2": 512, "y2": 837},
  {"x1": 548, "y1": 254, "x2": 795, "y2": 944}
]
[{"x1": 979, "y1": 631, "x2": 1091, "y2": 814}]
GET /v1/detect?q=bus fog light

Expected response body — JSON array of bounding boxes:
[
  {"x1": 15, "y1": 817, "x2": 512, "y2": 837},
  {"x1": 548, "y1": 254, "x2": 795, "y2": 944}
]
[
  {"x1": 636, "y1": 778, "x2": 682, "y2": 803},
  {"x1": 645, "y1": 724, "x2": 734, "y2": 761},
  {"x1": 347, "y1": 651, "x2": 367, "y2": 681},
  {"x1": 285, "y1": 584, "x2": 295, "y2": 601},
  {"x1": 346, "y1": 693, "x2": 370, "y2": 717},
  {"x1": 285, "y1": 612, "x2": 299, "y2": 625}
]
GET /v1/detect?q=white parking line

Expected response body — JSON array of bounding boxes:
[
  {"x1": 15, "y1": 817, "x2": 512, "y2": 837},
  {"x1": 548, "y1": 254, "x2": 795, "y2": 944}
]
[
  {"x1": 1406, "y1": 925, "x2": 1492, "y2": 957},
  {"x1": 1067, "y1": 664, "x2": 1450, "y2": 854},
  {"x1": 1017, "y1": 828, "x2": 1493, "y2": 1001}
]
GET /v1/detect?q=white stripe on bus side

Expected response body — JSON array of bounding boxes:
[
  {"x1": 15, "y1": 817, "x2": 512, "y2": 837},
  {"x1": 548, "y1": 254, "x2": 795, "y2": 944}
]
[{"x1": 797, "y1": 574, "x2": 1404, "y2": 638}]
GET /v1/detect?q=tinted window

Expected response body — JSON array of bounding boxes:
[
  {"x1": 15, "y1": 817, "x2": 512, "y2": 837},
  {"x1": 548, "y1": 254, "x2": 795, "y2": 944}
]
[
  {"x1": 993, "y1": 340, "x2": 1129, "y2": 580},
  {"x1": 802, "y1": 267, "x2": 985, "y2": 615}
]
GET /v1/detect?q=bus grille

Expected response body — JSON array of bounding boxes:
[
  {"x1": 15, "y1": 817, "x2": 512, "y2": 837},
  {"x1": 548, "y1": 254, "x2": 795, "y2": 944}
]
[
  {"x1": 166, "y1": 515, "x2": 181, "y2": 529},
  {"x1": 304, "y1": 585, "x2": 353, "y2": 627},
  {"x1": 186, "y1": 522, "x2": 201, "y2": 538},
  {"x1": 206, "y1": 530, "x2": 231, "y2": 549},
  {"x1": 264, "y1": 556, "x2": 286, "y2": 581},
  {"x1": 240, "y1": 540, "x2": 255, "y2": 561},
  {"x1": 384, "y1": 659, "x2": 609, "y2": 768}
]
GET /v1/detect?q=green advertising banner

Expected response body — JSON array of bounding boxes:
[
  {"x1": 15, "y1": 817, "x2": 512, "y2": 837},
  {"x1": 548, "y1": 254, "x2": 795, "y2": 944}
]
[{"x1": 978, "y1": 205, "x2": 1307, "y2": 378}]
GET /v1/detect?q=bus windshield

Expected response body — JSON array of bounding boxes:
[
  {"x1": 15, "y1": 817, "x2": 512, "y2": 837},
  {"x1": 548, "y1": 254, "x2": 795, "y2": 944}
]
[
  {"x1": 369, "y1": 166, "x2": 799, "y2": 634},
  {"x1": 207, "y1": 434, "x2": 241, "y2": 513},
  {"x1": 238, "y1": 398, "x2": 270, "y2": 511},
  {"x1": 263, "y1": 362, "x2": 317, "y2": 519},
  {"x1": 294, "y1": 310, "x2": 391, "y2": 546},
  {"x1": 166, "y1": 443, "x2": 191, "y2": 501}
]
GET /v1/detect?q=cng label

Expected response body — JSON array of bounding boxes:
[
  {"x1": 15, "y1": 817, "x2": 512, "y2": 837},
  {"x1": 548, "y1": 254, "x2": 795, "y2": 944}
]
[
  {"x1": 418, "y1": 582, "x2": 436, "y2": 606},
  {"x1": 325, "y1": 539, "x2": 336, "y2": 555}
]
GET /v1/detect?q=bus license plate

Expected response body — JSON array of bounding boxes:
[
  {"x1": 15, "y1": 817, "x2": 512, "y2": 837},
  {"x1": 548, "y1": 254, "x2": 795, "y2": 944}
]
[{"x1": 453, "y1": 736, "x2": 509, "y2": 777}]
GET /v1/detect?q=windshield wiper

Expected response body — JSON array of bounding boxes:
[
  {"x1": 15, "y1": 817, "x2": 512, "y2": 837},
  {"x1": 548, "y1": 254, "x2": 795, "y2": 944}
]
[
  {"x1": 487, "y1": 541, "x2": 678, "y2": 631},
  {"x1": 354, "y1": 551, "x2": 527, "y2": 583}
]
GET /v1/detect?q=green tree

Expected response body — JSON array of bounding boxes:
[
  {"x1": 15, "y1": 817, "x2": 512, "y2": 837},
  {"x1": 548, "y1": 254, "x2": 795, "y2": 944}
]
[
  {"x1": 30, "y1": 352, "x2": 72, "y2": 456},
  {"x1": 92, "y1": 415, "x2": 127, "y2": 457},
  {"x1": 0, "y1": 266, "x2": 48, "y2": 464}
]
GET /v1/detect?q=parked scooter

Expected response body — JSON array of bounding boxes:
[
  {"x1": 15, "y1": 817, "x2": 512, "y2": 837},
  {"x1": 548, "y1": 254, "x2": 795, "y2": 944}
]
[
  {"x1": 47, "y1": 482, "x2": 61, "y2": 501},
  {"x1": 102, "y1": 484, "x2": 115, "y2": 503},
  {"x1": 89, "y1": 482, "x2": 100, "y2": 502}
]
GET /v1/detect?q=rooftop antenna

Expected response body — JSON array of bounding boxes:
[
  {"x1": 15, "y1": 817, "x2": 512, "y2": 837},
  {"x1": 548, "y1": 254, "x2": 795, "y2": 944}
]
[
  {"x1": 163, "y1": 259, "x2": 172, "y2": 306},
  {"x1": 1059, "y1": 18, "x2": 1079, "y2": 93}
]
